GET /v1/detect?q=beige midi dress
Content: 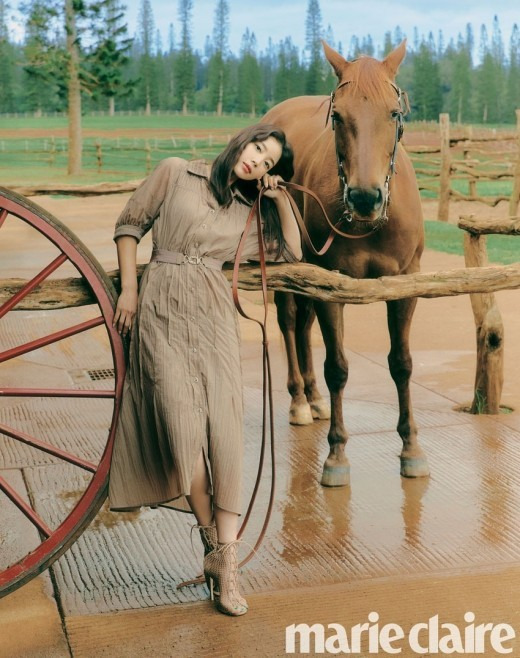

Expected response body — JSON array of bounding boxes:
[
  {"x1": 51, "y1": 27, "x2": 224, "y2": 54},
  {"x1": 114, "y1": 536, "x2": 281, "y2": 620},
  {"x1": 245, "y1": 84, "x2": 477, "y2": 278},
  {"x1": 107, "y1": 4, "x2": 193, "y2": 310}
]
[{"x1": 108, "y1": 157, "x2": 287, "y2": 515}]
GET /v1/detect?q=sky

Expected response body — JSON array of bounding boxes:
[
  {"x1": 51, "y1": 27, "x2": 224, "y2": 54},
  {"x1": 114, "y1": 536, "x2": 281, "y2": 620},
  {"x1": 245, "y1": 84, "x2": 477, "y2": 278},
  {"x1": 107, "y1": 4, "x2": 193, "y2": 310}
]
[
  {"x1": 124, "y1": 0, "x2": 519, "y2": 55},
  {"x1": 6, "y1": 0, "x2": 519, "y2": 57}
]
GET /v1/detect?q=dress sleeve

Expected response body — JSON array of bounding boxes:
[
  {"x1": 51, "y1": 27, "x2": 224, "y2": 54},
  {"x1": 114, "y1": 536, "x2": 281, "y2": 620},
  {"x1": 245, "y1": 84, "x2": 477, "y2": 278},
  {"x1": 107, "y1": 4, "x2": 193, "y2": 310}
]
[{"x1": 113, "y1": 157, "x2": 183, "y2": 243}]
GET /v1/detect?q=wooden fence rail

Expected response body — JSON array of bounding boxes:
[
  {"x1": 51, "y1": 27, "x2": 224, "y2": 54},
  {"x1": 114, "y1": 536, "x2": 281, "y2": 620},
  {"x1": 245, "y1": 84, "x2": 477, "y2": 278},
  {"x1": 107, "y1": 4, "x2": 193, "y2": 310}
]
[
  {"x1": 2, "y1": 215, "x2": 519, "y2": 414},
  {"x1": 407, "y1": 110, "x2": 520, "y2": 220}
]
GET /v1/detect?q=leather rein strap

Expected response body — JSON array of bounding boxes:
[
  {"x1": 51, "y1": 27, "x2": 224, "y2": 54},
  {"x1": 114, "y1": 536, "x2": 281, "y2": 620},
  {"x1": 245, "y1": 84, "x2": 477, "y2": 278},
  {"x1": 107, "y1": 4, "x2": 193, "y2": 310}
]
[{"x1": 282, "y1": 181, "x2": 381, "y2": 246}]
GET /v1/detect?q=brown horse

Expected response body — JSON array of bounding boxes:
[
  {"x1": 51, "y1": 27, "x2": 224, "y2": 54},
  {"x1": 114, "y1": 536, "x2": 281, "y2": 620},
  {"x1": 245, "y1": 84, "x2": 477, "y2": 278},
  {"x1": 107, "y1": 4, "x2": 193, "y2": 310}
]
[{"x1": 262, "y1": 40, "x2": 430, "y2": 486}]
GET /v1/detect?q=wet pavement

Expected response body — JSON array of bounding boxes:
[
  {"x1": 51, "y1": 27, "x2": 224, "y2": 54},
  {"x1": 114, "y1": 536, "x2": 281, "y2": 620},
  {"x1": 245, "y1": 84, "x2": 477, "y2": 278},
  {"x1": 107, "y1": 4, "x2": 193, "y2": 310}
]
[{"x1": 1, "y1": 195, "x2": 520, "y2": 656}]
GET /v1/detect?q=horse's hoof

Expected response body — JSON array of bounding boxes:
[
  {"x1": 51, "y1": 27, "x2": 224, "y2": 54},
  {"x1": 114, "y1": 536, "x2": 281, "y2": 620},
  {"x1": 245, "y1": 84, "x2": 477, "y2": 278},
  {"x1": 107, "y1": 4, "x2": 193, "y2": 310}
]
[
  {"x1": 400, "y1": 456, "x2": 430, "y2": 478},
  {"x1": 289, "y1": 404, "x2": 314, "y2": 425},
  {"x1": 321, "y1": 462, "x2": 351, "y2": 487},
  {"x1": 310, "y1": 399, "x2": 331, "y2": 420}
]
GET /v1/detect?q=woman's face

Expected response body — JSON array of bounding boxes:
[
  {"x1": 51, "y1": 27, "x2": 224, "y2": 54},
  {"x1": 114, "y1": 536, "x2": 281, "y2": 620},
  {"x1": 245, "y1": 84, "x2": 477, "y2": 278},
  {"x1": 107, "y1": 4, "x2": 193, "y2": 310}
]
[{"x1": 233, "y1": 136, "x2": 283, "y2": 182}]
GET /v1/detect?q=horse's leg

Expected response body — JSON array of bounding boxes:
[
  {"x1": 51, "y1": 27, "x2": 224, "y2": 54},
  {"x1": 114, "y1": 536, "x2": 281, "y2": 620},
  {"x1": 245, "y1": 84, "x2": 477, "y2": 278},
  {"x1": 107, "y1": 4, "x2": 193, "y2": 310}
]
[
  {"x1": 294, "y1": 295, "x2": 331, "y2": 420},
  {"x1": 314, "y1": 300, "x2": 350, "y2": 486},
  {"x1": 275, "y1": 291, "x2": 313, "y2": 425},
  {"x1": 386, "y1": 298, "x2": 430, "y2": 477}
]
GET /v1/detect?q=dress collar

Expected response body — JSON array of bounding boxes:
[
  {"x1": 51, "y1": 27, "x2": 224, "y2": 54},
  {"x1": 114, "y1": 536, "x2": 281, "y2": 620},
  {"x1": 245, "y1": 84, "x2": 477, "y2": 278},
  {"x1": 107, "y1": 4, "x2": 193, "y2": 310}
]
[
  {"x1": 186, "y1": 159, "x2": 253, "y2": 206},
  {"x1": 187, "y1": 159, "x2": 210, "y2": 178}
]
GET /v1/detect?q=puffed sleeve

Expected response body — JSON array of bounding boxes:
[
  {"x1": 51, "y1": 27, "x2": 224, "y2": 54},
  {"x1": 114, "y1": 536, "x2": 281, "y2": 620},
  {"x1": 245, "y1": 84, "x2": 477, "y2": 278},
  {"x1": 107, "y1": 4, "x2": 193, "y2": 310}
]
[{"x1": 113, "y1": 157, "x2": 183, "y2": 242}]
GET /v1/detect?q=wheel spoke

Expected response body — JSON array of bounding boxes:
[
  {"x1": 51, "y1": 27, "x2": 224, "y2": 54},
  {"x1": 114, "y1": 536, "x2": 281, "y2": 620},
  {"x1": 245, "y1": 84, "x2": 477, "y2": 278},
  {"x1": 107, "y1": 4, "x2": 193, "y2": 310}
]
[
  {"x1": 0, "y1": 208, "x2": 7, "y2": 229},
  {"x1": 0, "y1": 388, "x2": 115, "y2": 398},
  {"x1": 0, "y1": 315, "x2": 105, "y2": 364},
  {"x1": 0, "y1": 253, "x2": 68, "y2": 320},
  {"x1": 0, "y1": 421, "x2": 97, "y2": 473},
  {"x1": 0, "y1": 475, "x2": 52, "y2": 538}
]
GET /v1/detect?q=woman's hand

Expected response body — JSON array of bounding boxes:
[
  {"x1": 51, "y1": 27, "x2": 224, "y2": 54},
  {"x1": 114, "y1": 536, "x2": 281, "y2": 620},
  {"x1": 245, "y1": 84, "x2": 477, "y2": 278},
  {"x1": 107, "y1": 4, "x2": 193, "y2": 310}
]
[
  {"x1": 113, "y1": 287, "x2": 138, "y2": 337},
  {"x1": 257, "y1": 173, "x2": 286, "y2": 200}
]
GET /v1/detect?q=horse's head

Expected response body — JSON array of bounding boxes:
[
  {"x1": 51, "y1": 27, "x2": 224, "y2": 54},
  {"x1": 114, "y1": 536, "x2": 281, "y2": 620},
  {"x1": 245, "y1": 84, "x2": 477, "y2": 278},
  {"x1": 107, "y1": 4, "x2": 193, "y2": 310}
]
[{"x1": 323, "y1": 40, "x2": 408, "y2": 223}]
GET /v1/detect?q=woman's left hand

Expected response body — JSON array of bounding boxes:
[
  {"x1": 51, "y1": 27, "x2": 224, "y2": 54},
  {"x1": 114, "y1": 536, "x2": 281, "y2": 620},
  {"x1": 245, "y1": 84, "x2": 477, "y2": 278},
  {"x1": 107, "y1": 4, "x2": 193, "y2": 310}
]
[{"x1": 257, "y1": 174, "x2": 285, "y2": 200}]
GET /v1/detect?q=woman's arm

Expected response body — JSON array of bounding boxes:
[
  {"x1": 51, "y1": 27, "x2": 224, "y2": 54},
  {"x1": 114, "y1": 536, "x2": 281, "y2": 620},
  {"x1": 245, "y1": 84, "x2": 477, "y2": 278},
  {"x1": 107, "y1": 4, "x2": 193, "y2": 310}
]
[
  {"x1": 112, "y1": 236, "x2": 138, "y2": 337},
  {"x1": 260, "y1": 174, "x2": 303, "y2": 261},
  {"x1": 272, "y1": 192, "x2": 303, "y2": 261}
]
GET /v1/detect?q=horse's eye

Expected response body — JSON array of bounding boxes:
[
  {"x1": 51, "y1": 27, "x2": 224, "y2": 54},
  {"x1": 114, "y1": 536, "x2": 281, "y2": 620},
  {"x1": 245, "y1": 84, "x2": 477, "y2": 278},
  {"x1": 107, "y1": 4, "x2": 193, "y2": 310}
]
[
  {"x1": 332, "y1": 112, "x2": 342, "y2": 123},
  {"x1": 391, "y1": 110, "x2": 401, "y2": 120}
]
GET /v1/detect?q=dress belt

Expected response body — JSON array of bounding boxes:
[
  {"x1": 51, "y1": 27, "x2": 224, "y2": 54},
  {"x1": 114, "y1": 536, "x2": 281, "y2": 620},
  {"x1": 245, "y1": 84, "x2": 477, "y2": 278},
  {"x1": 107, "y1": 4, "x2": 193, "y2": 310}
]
[{"x1": 150, "y1": 248, "x2": 224, "y2": 271}]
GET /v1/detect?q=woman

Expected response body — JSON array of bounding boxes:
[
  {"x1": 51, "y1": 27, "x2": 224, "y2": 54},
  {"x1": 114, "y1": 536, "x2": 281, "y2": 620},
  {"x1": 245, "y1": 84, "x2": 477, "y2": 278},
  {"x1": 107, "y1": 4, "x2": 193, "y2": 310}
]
[{"x1": 108, "y1": 124, "x2": 302, "y2": 616}]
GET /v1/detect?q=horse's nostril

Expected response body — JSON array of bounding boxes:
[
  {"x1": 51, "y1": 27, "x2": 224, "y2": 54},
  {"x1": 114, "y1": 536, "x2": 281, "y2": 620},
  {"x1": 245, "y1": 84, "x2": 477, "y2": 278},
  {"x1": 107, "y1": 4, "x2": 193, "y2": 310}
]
[{"x1": 346, "y1": 187, "x2": 383, "y2": 214}]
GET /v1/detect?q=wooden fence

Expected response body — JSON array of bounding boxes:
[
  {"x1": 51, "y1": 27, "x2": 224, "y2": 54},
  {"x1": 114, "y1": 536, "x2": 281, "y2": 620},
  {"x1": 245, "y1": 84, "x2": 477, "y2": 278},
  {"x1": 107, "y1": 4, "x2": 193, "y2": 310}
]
[
  {"x1": 2, "y1": 215, "x2": 519, "y2": 415},
  {"x1": 406, "y1": 110, "x2": 520, "y2": 220}
]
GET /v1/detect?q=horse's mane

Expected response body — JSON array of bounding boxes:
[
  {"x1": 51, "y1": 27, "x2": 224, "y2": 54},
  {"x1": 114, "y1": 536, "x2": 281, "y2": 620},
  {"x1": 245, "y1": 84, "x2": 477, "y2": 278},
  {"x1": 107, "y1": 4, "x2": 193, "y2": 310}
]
[{"x1": 338, "y1": 56, "x2": 396, "y2": 109}]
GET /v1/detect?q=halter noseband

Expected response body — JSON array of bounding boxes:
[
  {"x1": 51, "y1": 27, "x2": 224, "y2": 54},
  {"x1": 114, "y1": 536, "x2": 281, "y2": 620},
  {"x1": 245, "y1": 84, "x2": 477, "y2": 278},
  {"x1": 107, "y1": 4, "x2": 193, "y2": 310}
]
[{"x1": 327, "y1": 80, "x2": 409, "y2": 227}]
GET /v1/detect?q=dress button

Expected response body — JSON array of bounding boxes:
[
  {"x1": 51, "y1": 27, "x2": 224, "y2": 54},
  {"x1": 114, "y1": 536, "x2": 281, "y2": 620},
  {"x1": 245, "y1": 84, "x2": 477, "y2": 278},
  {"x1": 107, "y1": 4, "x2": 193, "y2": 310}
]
[
  {"x1": 190, "y1": 316, "x2": 195, "y2": 321},
  {"x1": 210, "y1": 209, "x2": 215, "y2": 214},
  {"x1": 201, "y1": 223, "x2": 207, "y2": 228},
  {"x1": 198, "y1": 407, "x2": 203, "y2": 413},
  {"x1": 194, "y1": 377, "x2": 199, "y2": 383},
  {"x1": 192, "y1": 347, "x2": 197, "y2": 353},
  {"x1": 194, "y1": 242, "x2": 199, "y2": 247}
]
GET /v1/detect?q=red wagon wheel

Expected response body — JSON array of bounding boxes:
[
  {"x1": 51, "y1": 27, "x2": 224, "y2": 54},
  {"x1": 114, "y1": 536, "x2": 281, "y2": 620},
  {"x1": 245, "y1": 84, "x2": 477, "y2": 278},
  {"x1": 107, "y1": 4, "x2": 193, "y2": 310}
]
[{"x1": 0, "y1": 187, "x2": 125, "y2": 598}]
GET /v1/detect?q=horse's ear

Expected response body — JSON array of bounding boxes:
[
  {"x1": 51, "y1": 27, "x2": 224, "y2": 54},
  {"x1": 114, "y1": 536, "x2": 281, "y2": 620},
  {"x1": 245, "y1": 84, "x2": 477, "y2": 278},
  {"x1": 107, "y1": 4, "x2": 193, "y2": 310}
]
[
  {"x1": 383, "y1": 39, "x2": 407, "y2": 79},
  {"x1": 322, "y1": 40, "x2": 349, "y2": 80}
]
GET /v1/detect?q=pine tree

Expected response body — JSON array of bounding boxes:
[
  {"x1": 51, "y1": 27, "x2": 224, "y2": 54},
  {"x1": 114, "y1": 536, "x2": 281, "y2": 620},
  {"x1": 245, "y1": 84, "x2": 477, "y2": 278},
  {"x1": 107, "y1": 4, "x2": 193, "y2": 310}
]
[
  {"x1": 65, "y1": 0, "x2": 83, "y2": 174},
  {"x1": 274, "y1": 36, "x2": 304, "y2": 103},
  {"x1": 304, "y1": 0, "x2": 324, "y2": 94},
  {"x1": 0, "y1": 0, "x2": 15, "y2": 112},
  {"x1": 361, "y1": 34, "x2": 374, "y2": 57},
  {"x1": 164, "y1": 23, "x2": 175, "y2": 108},
  {"x1": 137, "y1": 0, "x2": 157, "y2": 114},
  {"x1": 506, "y1": 24, "x2": 520, "y2": 121},
  {"x1": 208, "y1": 0, "x2": 230, "y2": 115},
  {"x1": 382, "y1": 31, "x2": 393, "y2": 57},
  {"x1": 348, "y1": 35, "x2": 360, "y2": 60},
  {"x1": 260, "y1": 37, "x2": 276, "y2": 107},
  {"x1": 237, "y1": 29, "x2": 262, "y2": 116},
  {"x1": 88, "y1": 0, "x2": 135, "y2": 115},
  {"x1": 465, "y1": 23, "x2": 474, "y2": 61},
  {"x1": 174, "y1": 0, "x2": 195, "y2": 114},
  {"x1": 475, "y1": 23, "x2": 505, "y2": 122},
  {"x1": 21, "y1": 0, "x2": 66, "y2": 115},
  {"x1": 449, "y1": 35, "x2": 472, "y2": 123},
  {"x1": 412, "y1": 40, "x2": 442, "y2": 120}
]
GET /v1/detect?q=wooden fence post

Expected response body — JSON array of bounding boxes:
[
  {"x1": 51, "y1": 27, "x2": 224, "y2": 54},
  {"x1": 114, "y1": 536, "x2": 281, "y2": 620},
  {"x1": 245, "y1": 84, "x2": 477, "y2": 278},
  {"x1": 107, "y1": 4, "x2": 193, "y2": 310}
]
[
  {"x1": 95, "y1": 139, "x2": 102, "y2": 173},
  {"x1": 49, "y1": 136, "x2": 56, "y2": 167},
  {"x1": 509, "y1": 109, "x2": 520, "y2": 217},
  {"x1": 437, "y1": 113, "x2": 451, "y2": 221},
  {"x1": 464, "y1": 125, "x2": 477, "y2": 199},
  {"x1": 463, "y1": 226, "x2": 504, "y2": 413}
]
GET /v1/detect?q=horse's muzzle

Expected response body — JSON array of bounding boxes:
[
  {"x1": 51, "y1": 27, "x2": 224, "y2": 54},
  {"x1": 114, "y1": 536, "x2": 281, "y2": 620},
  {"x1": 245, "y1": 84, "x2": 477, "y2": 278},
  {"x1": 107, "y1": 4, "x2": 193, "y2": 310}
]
[{"x1": 346, "y1": 186, "x2": 384, "y2": 218}]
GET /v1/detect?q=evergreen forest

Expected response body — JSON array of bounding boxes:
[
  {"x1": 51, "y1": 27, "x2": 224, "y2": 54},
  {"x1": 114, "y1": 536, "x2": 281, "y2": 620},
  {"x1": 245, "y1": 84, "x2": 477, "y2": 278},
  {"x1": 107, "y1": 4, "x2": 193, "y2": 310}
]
[{"x1": 0, "y1": 0, "x2": 519, "y2": 124}]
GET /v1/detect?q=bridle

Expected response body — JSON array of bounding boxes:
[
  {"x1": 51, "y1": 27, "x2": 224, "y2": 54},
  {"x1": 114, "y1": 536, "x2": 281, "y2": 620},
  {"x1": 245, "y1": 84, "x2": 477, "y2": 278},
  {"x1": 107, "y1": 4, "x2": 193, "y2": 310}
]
[{"x1": 326, "y1": 79, "x2": 410, "y2": 228}]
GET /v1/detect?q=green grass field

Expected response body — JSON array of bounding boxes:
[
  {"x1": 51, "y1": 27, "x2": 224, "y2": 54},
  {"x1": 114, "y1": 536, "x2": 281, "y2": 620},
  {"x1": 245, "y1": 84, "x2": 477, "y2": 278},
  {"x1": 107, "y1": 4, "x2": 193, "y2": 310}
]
[
  {"x1": 0, "y1": 113, "x2": 255, "y2": 133},
  {"x1": 1, "y1": 114, "x2": 518, "y2": 263},
  {"x1": 424, "y1": 220, "x2": 520, "y2": 264},
  {"x1": 0, "y1": 113, "x2": 255, "y2": 184}
]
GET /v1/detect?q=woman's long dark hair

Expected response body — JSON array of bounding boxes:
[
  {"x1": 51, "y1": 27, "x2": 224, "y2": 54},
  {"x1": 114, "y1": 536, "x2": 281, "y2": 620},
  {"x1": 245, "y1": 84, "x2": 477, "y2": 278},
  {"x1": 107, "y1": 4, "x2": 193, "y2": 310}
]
[{"x1": 209, "y1": 123, "x2": 296, "y2": 261}]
